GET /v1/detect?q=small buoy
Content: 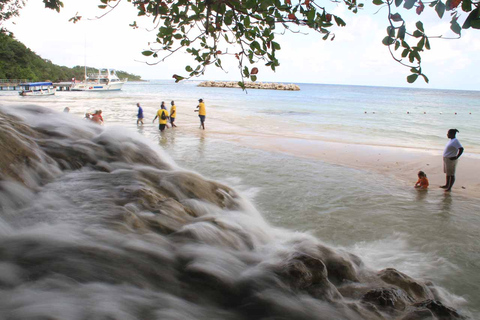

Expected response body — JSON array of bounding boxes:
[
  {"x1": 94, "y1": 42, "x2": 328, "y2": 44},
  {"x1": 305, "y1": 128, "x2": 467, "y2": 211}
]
[
  {"x1": 364, "y1": 111, "x2": 367, "y2": 114},
  {"x1": 372, "y1": 112, "x2": 375, "y2": 114},
  {"x1": 424, "y1": 112, "x2": 426, "y2": 114},
  {"x1": 455, "y1": 112, "x2": 457, "y2": 115},
  {"x1": 469, "y1": 112, "x2": 472, "y2": 115},
  {"x1": 407, "y1": 111, "x2": 410, "y2": 114}
]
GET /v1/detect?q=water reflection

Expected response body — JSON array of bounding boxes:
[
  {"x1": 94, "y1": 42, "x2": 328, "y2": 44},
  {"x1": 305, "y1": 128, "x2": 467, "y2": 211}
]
[
  {"x1": 136, "y1": 124, "x2": 145, "y2": 135},
  {"x1": 415, "y1": 189, "x2": 428, "y2": 201},
  {"x1": 198, "y1": 133, "x2": 206, "y2": 157},
  {"x1": 440, "y1": 193, "x2": 453, "y2": 213}
]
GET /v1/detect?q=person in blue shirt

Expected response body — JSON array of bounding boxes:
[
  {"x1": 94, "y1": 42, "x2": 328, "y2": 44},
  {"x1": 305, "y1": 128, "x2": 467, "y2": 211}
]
[{"x1": 137, "y1": 103, "x2": 144, "y2": 125}]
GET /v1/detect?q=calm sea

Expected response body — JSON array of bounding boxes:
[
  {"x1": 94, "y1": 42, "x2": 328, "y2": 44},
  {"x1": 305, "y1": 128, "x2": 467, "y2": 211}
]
[{"x1": 1, "y1": 80, "x2": 479, "y2": 317}]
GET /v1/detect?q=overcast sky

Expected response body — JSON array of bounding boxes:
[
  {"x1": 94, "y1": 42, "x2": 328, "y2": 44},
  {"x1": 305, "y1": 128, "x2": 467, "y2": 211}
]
[{"x1": 4, "y1": 0, "x2": 480, "y2": 90}]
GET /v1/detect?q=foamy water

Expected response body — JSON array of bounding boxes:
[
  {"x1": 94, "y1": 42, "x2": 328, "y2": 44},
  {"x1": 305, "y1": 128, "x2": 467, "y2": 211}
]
[{"x1": 1, "y1": 81, "x2": 479, "y2": 318}]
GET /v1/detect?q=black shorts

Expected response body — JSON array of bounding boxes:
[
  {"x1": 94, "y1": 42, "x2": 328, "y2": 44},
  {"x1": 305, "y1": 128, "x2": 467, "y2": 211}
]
[
  {"x1": 170, "y1": 117, "x2": 175, "y2": 123},
  {"x1": 159, "y1": 124, "x2": 166, "y2": 131},
  {"x1": 199, "y1": 115, "x2": 206, "y2": 122}
]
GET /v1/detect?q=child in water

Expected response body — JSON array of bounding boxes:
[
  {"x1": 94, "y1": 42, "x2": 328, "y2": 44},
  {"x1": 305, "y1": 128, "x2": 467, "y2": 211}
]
[{"x1": 414, "y1": 171, "x2": 429, "y2": 189}]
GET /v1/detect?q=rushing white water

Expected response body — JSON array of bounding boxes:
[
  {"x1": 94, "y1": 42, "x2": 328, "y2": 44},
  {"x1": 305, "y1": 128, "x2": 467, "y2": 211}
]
[{"x1": 0, "y1": 82, "x2": 479, "y2": 319}]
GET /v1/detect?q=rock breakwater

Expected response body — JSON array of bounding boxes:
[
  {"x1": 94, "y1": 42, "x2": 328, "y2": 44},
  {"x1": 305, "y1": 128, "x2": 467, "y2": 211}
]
[{"x1": 198, "y1": 80, "x2": 300, "y2": 91}]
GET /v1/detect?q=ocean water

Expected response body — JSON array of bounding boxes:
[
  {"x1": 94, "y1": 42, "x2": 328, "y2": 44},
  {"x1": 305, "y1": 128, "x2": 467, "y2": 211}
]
[{"x1": 1, "y1": 81, "x2": 479, "y2": 318}]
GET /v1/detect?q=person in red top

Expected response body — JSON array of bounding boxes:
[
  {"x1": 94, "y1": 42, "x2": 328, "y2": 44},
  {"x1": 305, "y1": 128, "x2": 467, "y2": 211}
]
[
  {"x1": 91, "y1": 110, "x2": 104, "y2": 125},
  {"x1": 414, "y1": 171, "x2": 429, "y2": 189}
]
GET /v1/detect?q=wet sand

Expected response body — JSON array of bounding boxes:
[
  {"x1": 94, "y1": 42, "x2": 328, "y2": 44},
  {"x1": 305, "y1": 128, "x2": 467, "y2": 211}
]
[
  {"x1": 174, "y1": 106, "x2": 479, "y2": 198},
  {"x1": 233, "y1": 135, "x2": 479, "y2": 198}
]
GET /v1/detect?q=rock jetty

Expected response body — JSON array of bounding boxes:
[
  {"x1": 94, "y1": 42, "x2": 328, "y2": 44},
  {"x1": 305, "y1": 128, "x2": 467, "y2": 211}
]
[{"x1": 198, "y1": 80, "x2": 300, "y2": 91}]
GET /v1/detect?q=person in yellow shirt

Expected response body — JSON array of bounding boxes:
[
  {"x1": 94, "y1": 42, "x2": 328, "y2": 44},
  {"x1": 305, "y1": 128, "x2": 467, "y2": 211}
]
[
  {"x1": 194, "y1": 98, "x2": 206, "y2": 130},
  {"x1": 170, "y1": 100, "x2": 177, "y2": 127},
  {"x1": 153, "y1": 103, "x2": 170, "y2": 132}
]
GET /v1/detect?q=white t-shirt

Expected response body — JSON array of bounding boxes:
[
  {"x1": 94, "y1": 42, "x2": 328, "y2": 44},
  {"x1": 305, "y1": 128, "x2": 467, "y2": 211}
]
[{"x1": 443, "y1": 138, "x2": 463, "y2": 157}]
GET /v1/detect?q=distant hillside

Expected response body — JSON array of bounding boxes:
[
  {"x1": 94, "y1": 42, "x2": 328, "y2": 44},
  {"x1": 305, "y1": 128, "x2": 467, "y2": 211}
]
[{"x1": 0, "y1": 32, "x2": 142, "y2": 82}]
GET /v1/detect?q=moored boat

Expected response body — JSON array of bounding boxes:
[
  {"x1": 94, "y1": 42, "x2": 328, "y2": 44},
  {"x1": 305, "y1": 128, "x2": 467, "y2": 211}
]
[
  {"x1": 19, "y1": 82, "x2": 56, "y2": 96},
  {"x1": 71, "y1": 69, "x2": 127, "y2": 91}
]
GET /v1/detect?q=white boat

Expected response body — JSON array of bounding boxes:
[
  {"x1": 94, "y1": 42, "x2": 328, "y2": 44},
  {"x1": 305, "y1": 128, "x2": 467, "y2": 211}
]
[
  {"x1": 19, "y1": 82, "x2": 56, "y2": 96},
  {"x1": 71, "y1": 69, "x2": 127, "y2": 91}
]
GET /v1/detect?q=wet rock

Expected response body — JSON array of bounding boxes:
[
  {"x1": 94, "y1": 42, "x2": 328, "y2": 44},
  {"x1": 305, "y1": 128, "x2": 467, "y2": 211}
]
[
  {"x1": 400, "y1": 308, "x2": 435, "y2": 320},
  {"x1": 362, "y1": 287, "x2": 412, "y2": 311},
  {"x1": 413, "y1": 300, "x2": 466, "y2": 319},
  {"x1": 379, "y1": 268, "x2": 433, "y2": 301},
  {"x1": 275, "y1": 252, "x2": 342, "y2": 300},
  {"x1": 317, "y1": 245, "x2": 360, "y2": 284},
  {"x1": 0, "y1": 112, "x2": 57, "y2": 187},
  {"x1": 198, "y1": 81, "x2": 300, "y2": 91}
]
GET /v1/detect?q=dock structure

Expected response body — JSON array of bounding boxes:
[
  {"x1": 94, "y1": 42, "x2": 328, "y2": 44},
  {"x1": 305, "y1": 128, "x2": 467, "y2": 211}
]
[
  {"x1": 0, "y1": 79, "x2": 30, "y2": 91},
  {"x1": 0, "y1": 79, "x2": 74, "y2": 91},
  {"x1": 53, "y1": 82, "x2": 74, "y2": 91}
]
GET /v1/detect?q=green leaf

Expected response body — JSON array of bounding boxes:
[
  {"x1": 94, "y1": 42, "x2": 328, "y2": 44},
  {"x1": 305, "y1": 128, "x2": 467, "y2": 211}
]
[
  {"x1": 243, "y1": 66, "x2": 250, "y2": 77},
  {"x1": 408, "y1": 51, "x2": 415, "y2": 63},
  {"x1": 413, "y1": 30, "x2": 423, "y2": 37},
  {"x1": 471, "y1": 20, "x2": 480, "y2": 29},
  {"x1": 450, "y1": 18, "x2": 462, "y2": 34},
  {"x1": 387, "y1": 26, "x2": 395, "y2": 37},
  {"x1": 142, "y1": 50, "x2": 154, "y2": 56},
  {"x1": 334, "y1": 16, "x2": 346, "y2": 27},
  {"x1": 395, "y1": 0, "x2": 403, "y2": 7},
  {"x1": 98, "y1": 5, "x2": 107, "y2": 9},
  {"x1": 425, "y1": 37, "x2": 431, "y2": 50},
  {"x1": 462, "y1": 0, "x2": 472, "y2": 12},
  {"x1": 272, "y1": 42, "x2": 281, "y2": 50},
  {"x1": 417, "y1": 37, "x2": 425, "y2": 50},
  {"x1": 421, "y1": 74, "x2": 429, "y2": 83},
  {"x1": 404, "y1": 0, "x2": 416, "y2": 9},
  {"x1": 244, "y1": 16, "x2": 251, "y2": 28},
  {"x1": 397, "y1": 25, "x2": 406, "y2": 40},
  {"x1": 395, "y1": 40, "x2": 401, "y2": 50},
  {"x1": 407, "y1": 74, "x2": 419, "y2": 83},
  {"x1": 382, "y1": 36, "x2": 395, "y2": 45},
  {"x1": 224, "y1": 10, "x2": 233, "y2": 25},
  {"x1": 462, "y1": 8, "x2": 479, "y2": 29},
  {"x1": 251, "y1": 75, "x2": 257, "y2": 82},
  {"x1": 435, "y1": 1, "x2": 446, "y2": 18},
  {"x1": 390, "y1": 13, "x2": 403, "y2": 22},
  {"x1": 402, "y1": 48, "x2": 409, "y2": 57},
  {"x1": 415, "y1": 21, "x2": 424, "y2": 32},
  {"x1": 373, "y1": 0, "x2": 384, "y2": 5}
]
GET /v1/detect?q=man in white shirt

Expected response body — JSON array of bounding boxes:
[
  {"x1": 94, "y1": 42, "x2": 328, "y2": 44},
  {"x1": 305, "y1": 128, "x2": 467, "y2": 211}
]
[{"x1": 441, "y1": 129, "x2": 464, "y2": 192}]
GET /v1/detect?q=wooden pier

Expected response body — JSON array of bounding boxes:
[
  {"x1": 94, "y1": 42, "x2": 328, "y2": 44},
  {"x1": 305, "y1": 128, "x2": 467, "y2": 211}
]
[
  {"x1": 0, "y1": 79, "x2": 30, "y2": 91},
  {"x1": 53, "y1": 82, "x2": 74, "y2": 91},
  {"x1": 0, "y1": 79, "x2": 74, "y2": 91}
]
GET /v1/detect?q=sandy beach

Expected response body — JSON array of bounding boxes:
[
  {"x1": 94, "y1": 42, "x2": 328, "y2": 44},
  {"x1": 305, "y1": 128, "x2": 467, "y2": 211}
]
[
  {"x1": 203, "y1": 124, "x2": 480, "y2": 198},
  {"x1": 246, "y1": 137, "x2": 479, "y2": 198}
]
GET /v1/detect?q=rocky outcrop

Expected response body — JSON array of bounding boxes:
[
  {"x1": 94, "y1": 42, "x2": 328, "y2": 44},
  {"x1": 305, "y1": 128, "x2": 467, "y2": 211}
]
[{"x1": 198, "y1": 81, "x2": 300, "y2": 91}]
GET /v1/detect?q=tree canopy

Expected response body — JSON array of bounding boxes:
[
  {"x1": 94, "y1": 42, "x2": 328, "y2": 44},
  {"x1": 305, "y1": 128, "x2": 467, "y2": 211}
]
[
  {"x1": 0, "y1": 31, "x2": 142, "y2": 81},
  {"x1": 1, "y1": 0, "x2": 479, "y2": 85}
]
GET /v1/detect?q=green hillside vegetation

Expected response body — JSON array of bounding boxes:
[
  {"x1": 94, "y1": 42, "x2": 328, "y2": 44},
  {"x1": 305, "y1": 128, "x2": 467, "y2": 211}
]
[{"x1": 0, "y1": 32, "x2": 142, "y2": 82}]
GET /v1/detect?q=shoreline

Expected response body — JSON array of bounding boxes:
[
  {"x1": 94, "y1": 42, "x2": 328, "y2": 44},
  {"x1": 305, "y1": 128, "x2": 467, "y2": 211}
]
[{"x1": 216, "y1": 133, "x2": 480, "y2": 198}]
